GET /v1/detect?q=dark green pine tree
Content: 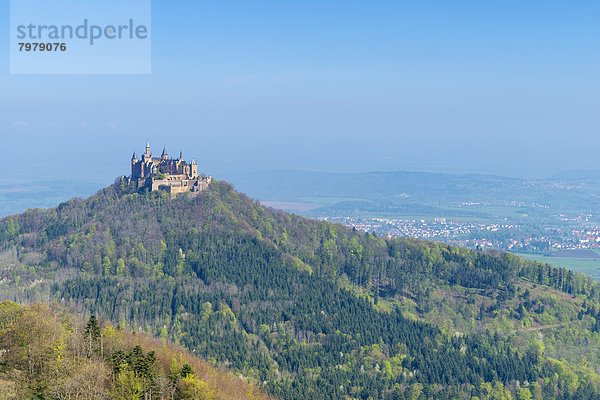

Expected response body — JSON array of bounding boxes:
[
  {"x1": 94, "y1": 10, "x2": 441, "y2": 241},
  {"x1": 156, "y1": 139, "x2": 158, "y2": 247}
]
[
  {"x1": 111, "y1": 349, "x2": 127, "y2": 376},
  {"x1": 85, "y1": 315, "x2": 102, "y2": 357},
  {"x1": 85, "y1": 315, "x2": 102, "y2": 341},
  {"x1": 181, "y1": 363, "x2": 194, "y2": 378}
]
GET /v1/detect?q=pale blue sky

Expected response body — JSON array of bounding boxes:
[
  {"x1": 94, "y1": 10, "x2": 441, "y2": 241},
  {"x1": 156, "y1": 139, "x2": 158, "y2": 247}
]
[{"x1": 1, "y1": 1, "x2": 599, "y2": 183}]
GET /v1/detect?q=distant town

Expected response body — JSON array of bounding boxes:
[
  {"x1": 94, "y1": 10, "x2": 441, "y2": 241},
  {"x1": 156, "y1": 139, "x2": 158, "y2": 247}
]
[{"x1": 321, "y1": 215, "x2": 600, "y2": 255}]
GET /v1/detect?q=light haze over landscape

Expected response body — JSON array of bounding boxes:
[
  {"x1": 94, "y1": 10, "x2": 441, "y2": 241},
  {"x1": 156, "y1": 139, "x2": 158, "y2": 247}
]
[
  {"x1": 2, "y1": 1, "x2": 600, "y2": 183},
  {"x1": 5, "y1": 3, "x2": 600, "y2": 399}
]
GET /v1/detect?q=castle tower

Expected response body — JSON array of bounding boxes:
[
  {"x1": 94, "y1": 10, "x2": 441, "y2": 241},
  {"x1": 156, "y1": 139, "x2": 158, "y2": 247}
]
[
  {"x1": 161, "y1": 146, "x2": 168, "y2": 161},
  {"x1": 131, "y1": 150, "x2": 141, "y2": 179},
  {"x1": 190, "y1": 159, "x2": 198, "y2": 178},
  {"x1": 141, "y1": 140, "x2": 152, "y2": 164}
]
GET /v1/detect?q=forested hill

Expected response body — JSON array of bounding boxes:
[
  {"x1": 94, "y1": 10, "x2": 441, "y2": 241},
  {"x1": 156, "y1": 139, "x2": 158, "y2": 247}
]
[
  {"x1": 1, "y1": 180, "x2": 600, "y2": 399},
  {"x1": 0, "y1": 302, "x2": 271, "y2": 400}
]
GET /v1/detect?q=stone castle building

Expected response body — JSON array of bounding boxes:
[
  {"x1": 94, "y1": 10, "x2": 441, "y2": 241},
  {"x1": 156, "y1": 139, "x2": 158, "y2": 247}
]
[{"x1": 129, "y1": 141, "x2": 212, "y2": 197}]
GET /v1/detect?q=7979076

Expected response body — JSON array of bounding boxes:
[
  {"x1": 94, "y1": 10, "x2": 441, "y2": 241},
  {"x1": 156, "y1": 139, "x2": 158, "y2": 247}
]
[{"x1": 19, "y1": 43, "x2": 67, "y2": 51}]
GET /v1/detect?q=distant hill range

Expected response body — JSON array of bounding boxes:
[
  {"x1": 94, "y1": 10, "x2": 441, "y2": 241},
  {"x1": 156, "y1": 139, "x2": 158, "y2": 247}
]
[
  {"x1": 5, "y1": 169, "x2": 600, "y2": 220},
  {"x1": 0, "y1": 179, "x2": 109, "y2": 218},
  {"x1": 224, "y1": 170, "x2": 600, "y2": 218},
  {"x1": 550, "y1": 169, "x2": 600, "y2": 182}
]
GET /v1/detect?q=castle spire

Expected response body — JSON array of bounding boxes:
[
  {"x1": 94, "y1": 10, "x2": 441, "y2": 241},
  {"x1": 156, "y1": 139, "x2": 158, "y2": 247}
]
[
  {"x1": 179, "y1": 150, "x2": 183, "y2": 160},
  {"x1": 131, "y1": 150, "x2": 137, "y2": 160}
]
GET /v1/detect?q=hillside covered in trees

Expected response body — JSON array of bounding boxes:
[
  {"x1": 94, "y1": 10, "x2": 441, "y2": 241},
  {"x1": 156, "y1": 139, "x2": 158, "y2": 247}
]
[
  {"x1": 0, "y1": 302, "x2": 270, "y2": 400},
  {"x1": 1, "y1": 180, "x2": 600, "y2": 399}
]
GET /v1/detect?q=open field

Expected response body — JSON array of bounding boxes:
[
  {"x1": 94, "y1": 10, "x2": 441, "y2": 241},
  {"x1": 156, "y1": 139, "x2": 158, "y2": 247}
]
[
  {"x1": 516, "y1": 253, "x2": 600, "y2": 281},
  {"x1": 553, "y1": 249, "x2": 600, "y2": 259}
]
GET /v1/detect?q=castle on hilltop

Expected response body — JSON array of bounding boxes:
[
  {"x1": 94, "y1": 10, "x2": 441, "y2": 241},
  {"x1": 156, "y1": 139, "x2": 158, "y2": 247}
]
[{"x1": 128, "y1": 141, "x2": 212, "y2": 197}]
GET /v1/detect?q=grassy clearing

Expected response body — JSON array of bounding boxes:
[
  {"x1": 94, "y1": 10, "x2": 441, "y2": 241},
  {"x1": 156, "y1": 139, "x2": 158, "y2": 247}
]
[{"x1": 516, "y1": 253, "x2": 600, "y2": 281}]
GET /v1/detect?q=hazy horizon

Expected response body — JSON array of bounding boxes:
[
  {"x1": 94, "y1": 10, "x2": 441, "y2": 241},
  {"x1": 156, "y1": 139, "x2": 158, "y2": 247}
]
[
  {"x1": 3, "y1": 1, "x2": 599, "y2": 181},
  {"x1": 3, "y1": 162, "x2": 600, "y2": 188}
]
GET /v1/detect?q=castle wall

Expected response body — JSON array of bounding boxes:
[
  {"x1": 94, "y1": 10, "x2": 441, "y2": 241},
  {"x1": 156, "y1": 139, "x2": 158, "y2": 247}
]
[{"x1": 149, "y1": 176, "x2": 212, "y2": 198}]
